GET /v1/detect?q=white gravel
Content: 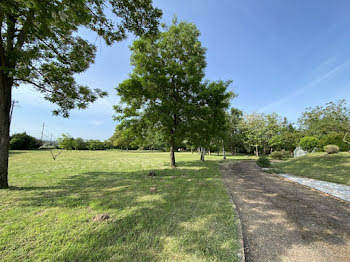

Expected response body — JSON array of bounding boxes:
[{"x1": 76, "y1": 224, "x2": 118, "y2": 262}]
[{"x1": 279, "y1": 173, "x2": 350, "y2": 202}]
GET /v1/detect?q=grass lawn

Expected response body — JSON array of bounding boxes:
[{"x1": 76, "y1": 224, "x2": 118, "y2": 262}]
[
  {"x1": 272, "y1": 152, "x2": 350, "y2": 186},
  {"x1": 0, "y1": 150, "x2": 246, "y2": 262}
]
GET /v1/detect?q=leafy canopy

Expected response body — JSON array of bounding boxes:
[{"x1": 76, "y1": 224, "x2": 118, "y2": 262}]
[
  {"x1": 115, "y1": 19, "x2": 207, "y2": 146},
  {"x1": 0, "y1": 0, "x2": 162, "y2": 116}
]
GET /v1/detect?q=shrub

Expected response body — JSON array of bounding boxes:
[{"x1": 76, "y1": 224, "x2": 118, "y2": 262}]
[
  {"x1": 256, "y1": 156, "x2": 271, "y2": 168},
  {"x1": 299, "y1": 136, "x2": 320, "y2": 152},
  {"x1": 270, "y1": 150, "x2": 292, "y2": 160},
  {"x1": 10, "y1": 132, "x2": 42, "y2": 150},
  {"x1": 324, "y1": 144, "x2": 339, "y2": 154}
]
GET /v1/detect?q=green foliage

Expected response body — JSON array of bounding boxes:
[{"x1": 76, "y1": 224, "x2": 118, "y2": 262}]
[
  {"x1": 324, "y1": 145, "x2": 340, "y2": 154},
  {"x1": 319, "y1": 132, "x2": 350, "y2": 151},
  {"x1": 298, "y1": 100, "x2": 350, "y2": 137},
  {"x1": 115, "y1": 19, "x2": 233, "y2": 164},
  {"x1": 0, "y1": 0, "x2": 162, "y2": 117},
  {"x1": 86, "y1": 140, "x2": 105, "y2": 150},
  {"x1": 9, "y1": 132, "x2": 42, "y2": 150},
  {"x1": 187, "y1": 80, "x2": 235, "y2": 153},
  {"x1": 240, "y1": 113, "x2": 266, "y2": 155},
  {"x1": 73, "y1": 137, "x2": 87, "y2": 150},
  {"x1": 57, "y1": 134, "x2": 74, "y2": 150},
  {"x1": 270, "y1": 150, "x2": 292, "y2": 160},
  {"x1": 256, "y1": 156, "x2": 271, "y2": 168},
  {"x1": 299, "y1": 136, "x2": 320, "y2": 152}
]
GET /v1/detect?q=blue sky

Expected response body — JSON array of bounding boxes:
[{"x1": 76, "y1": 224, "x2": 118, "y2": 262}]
[{"x1": 11, "y1": 0, "x2": 350, "y2": 141}]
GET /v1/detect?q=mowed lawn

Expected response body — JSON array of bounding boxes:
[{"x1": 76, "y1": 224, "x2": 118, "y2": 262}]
[
  {"x1": 272, "y1": 152, "x2": 350, "y2": 186},
  {"x1": 0, "y1": 150, "x2": 243, "y2": 262}
]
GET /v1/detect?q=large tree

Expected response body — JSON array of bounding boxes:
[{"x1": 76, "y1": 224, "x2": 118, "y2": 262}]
[
  {"x1": 240, "y1": 113, "x2": 266, "y2": 157},
  {"x1": 115, "y1": 19, "x2": 207, "y2": 167},
  {"x1": 187, "y1": 80, "x2": 234, "y2": 161},
  {"x1": 0, "y1": 0, "x2": 162, "y2": 188},
  {"x1": 298, "y1": 100, "x2": 350, "y2": 136}
]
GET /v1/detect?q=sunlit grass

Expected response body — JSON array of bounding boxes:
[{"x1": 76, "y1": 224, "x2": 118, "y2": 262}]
[
  {"x1": 272, "y1": 152, "x2": 350, "y2": 185},
  {"x1": 0, "y1": 150, "x2": 243, "y2": 261}
]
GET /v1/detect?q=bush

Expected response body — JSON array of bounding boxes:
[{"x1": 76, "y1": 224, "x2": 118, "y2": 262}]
[
  {"x1": 324, "y1": 144, "x2": 339, "y2": 154},
  {"x1": 299, "y1": 136, "x2": 320, "y2": 152},
  {"x1": 270, "y1": 150, "x2": 292, "y2": 160},
  {"x1": 256, "y1": 156, "x2": 271, "y2": 168},
  {"x1": 10, "y1": 132, "x2": 42, "y2": 150}
]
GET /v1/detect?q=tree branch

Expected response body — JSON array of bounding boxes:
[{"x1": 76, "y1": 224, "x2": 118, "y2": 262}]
[{"x1": 15, "y1": 10, "x2": 34, "y2": 51}]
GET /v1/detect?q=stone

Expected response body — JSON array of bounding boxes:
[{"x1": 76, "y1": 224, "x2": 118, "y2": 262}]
[
  {"x1": 93, "y1": 214, "x2": 109, "y2": 222},
  {"x1": 293, "y1": 147, "x2": 307, "y2": 158},
  {"x1": 149, "y1": 187, "x2": 157, "y2": 192}
]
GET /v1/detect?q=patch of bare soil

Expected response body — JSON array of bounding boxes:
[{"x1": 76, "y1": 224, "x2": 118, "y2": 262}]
[{"x1": 220, "y1": 161, "x2": 350, "y2": 262}]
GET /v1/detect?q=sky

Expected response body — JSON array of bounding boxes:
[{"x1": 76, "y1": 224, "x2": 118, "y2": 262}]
[{"x1": 11, "y1": 0, "x2": 350, "y2": 141}]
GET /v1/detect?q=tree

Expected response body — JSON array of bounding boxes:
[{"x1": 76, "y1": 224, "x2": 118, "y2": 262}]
[
  {"x1": 240, "y1": 113, "x2": 266, "y2": 157},
  {"x1": 264, "y1": 113, "x2": 282, "y2": 153},
  {"x1": 57, "y1": 134, "x2": 74, "y2": 150},
  {"x1": 298, "y1": 100, "x2": 350, "y2": 136},
  {"x1": 227, "y1": 108, "x2": 244, "y2": 155},
  {"x1": 10, "y1": 132, "x2": 42, "y2": 149},
  {"x1": 73, "y1": 137, "x2": 87, "y2": 150},
  {"x1": 115, "y1": 19, "x2": 206, "y2": 167},
  {"x1": 86, "y1": 139, "x2": 105, "y2": 150},
  {"x1": 0, "y1": 0, "x2": 162, "y2": 188},
  {"x1": 186, "y1": 80, "x2": 234, "y2": 161}
]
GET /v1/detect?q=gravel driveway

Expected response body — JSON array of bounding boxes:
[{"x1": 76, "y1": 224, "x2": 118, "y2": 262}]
[{"x1": 220, "y1": 161, "x2": 350, "y2": 262}]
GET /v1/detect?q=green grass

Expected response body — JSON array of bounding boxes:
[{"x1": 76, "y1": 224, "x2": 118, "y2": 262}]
[
  {"x1": 0, "y1": 150, "x2": 245, "y2": 262},
  {"x1": 272, "y1": 152, "x2": 350, "y2": 186}
]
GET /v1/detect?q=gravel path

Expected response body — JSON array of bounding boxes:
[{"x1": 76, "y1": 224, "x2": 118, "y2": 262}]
[
  {"x1": 279, "y1": 173, "x2": 350, "y2": 202},
  {"x1": 220, "y1": 161, "x2": 350, "y2": 262}
]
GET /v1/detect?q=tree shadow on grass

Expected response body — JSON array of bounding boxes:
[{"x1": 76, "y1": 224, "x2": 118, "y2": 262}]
[
  {"x1": 4, "y1": 160, "x2": 240, "y2": 261},
  {"x1": 9, "y1": 151, "x2": 26, "y2": 156}
]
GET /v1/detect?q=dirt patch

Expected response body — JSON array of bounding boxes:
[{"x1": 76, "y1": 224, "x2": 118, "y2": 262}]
[
  {"x1": 220, "y1": 161, "x2": 350, "y2": 262},
  {"x1": 92, "y1": 214, "x2": 110, "y2": 222}
]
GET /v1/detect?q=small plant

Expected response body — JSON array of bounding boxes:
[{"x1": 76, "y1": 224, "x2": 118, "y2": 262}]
[
  {"x1": 324, "y1": 145, "x2": 339, "y2": 154},
  {"x1": 256, "y1": 156, "x2": 271, "y2": 168},
  {"x1": 270, "y1": 151, "x2": 292, "y2": 160}
]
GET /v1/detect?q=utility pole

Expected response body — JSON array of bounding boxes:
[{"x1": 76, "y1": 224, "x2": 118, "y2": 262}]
[
  {"x1": 9, "y1": 100, "x2": 18, "y2": 125},
  {"x1": 40, "y1": 122, "x2": 45, "y2": 141}
]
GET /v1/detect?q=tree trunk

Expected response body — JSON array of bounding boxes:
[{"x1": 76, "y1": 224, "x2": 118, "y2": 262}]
[
  {"x1": 223, "y1": 145, "x2": 226, "y2": 160},
  {"x1": 255, "y1": 145, "x2": 259, "y2": 157},
  {"x1": 0, "y1": 73, "x2": 11, "y2": 189},
  {"x1": 170, "y1": 135, "x2": 176, "y2": 168},
  {"x1": 200, "y1": 147, "x2": 206, "y2": 161}
]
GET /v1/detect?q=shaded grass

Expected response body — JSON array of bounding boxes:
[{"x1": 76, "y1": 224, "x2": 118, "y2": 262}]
[
  {"x1": 0, "y1": 151, "x2": 245, "y2": 261},
  {"x1": 272, "y1": 152, "x2": 350, "y2": 186}
]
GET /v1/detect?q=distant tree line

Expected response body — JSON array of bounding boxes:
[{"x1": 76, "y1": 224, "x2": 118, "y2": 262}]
[
  {"x1": 109, "y1": 99, "x2": 350, "y2": 157},
  {"x1": 57, "y1": 134, "x2": 110, "y2": 151}
]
